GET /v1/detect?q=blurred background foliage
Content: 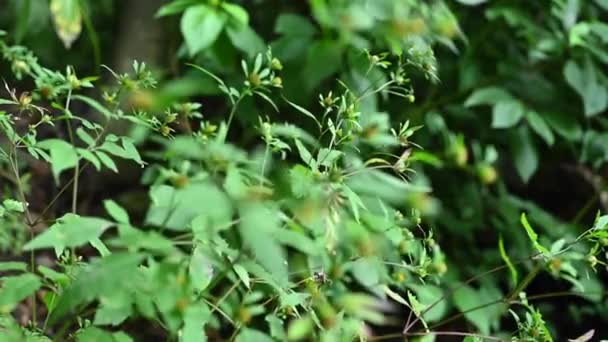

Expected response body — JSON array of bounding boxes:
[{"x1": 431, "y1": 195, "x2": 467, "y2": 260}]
[{"x1": 1, "y1": 0, "x2": 608, "y2": 340}]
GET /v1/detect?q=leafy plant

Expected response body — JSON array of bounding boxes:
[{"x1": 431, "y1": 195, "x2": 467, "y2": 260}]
[{"x1": 1, "y1": 1, "x2": 608, "y2": 341}]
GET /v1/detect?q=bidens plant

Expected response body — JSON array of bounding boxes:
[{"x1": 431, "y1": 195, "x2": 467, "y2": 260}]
[
  {"x1": 0, "y1": 29, "x2": 447, "y2": 341},
  {"x1": 0, "y1": 22, "x2": 607, "y2": 342}
]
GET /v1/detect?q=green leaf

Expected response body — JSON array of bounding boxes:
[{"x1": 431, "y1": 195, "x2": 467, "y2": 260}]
[
  {"x1": 289, "y1": 165, "x2": 315, "y2": 198},
  {"x1": 274, "y1": 227, "x2": 319, "y2": 256},
  {"x1": 303, "y1": 40, "x2": 342, "y2": 90},
  {"x1": 77, "y1": 326, "x2": 133, "y2": 342},
  {"x1": 520, "y1": 213, "x2": 550, "y2": 256},
  {"x1": 453, "y1": 284, "x2": 505, "y2": 335},
  {"x1": 182, "y1": 304, "x2": 210, "y2": 342},
  {"x1": 350, "y1": 257, "x2": 380, "y2": 287},
  {"x1": 90, "y1": 237, "x2": 111, "y2": 257},
  {"x1": 498, "y1": 235, "x2": 518, "y2": 286},
  {"x1": 145, "y1": 182, "x2": 233, "y2": 231},
  {"x1": 189, "y1": 245, "x2": 213, "y2": 292},
  {"x1": 222, "y1": 3, "x2": 248, "y2": 28},
  {"x1": 23, "y1": 214, "x2": 113, "y2": 256},
  {"x1": 464, "y1": 87, "x2": 513, "y2": 107},
  {"x1": 104, "y1": 200, "x2": 130, "y2": 224},
  {"x1": 564, "y1": 59, "x2": 608, "y2": 117},
  {"x1": 49, "y1": 0, "x2": 82, "y2": 48},
  {"x1": 0, "y1": 274, "x2": 41, "y2": 312},
  {"x1": 227, "y1": 25, "x2": 265, "y2": 58},
  {"x1": 77, "y1": 148, "x2": 101, "y2": 170},
  {"x1": 239, "y1": 203, "x2": 288, "y2": 287},
  {"x1": 3, "y1": 199, "x2": 24, "y2": 212},
  {"x1": 511, "y1": 126, "x2": 538, "y2": 183},
  {"x1": 492, "y1": 99, "x2": 524, "y2": 128},
  {"x1": 316, "y1": 148, "x2": 343, "y2": 167},
  {"x1": 287, "y1": 315, "x2": 314, "y2": 341},
  {"x1": 233, "y1": 264, "x2": 250, "y2": 289},
  {"x1": 236, "y1": 329, "x2": 274, "y2": 342},
  {"x1": 284, "y1": 98, "x2": 321, "y2": 128},
  {"x1": 73, "y1": 95, "x2": 114, "y2": 119},
  {"x1": 275, "y1": 14, "x2": 316, "y2": 37},
  {"x1": 0, "y1": 261, "x2": 27, "y2": 272},
  {"x1": 37, "y1": 139, "x2": 78, "y2": 183},
  {"x1": 266, "y1": 315, "x2": 286, "y2": 341},
  {"x1": 76, "y1": 127, "x2": 95, "y2": 146},
  {"x1": 95, "y1": 151, "x2": 118, "y2": 172},
  {"x1": 93, "y1": 292, "x2": 132, "y2": 326},
  {"x1": 181, "y1": 4, "x2": 227, "y2": 56},
  {"x1": 407, "y1": 284, "x2": 448, "y2": 323},
  {"x1": 50, "y1": 253, "x2": 144, "y2": 323},
  {"x1": 526, "y1": 111, "x2": 554, "y2": 146},
  {"x1": 544, "y1": 111, "x2": 582, "y2": 141},
  {"x1": 114, "y1": 224, "x2": 178, "y2": 256},
  {"x1": 294, "y1": 139, "x2": 315, "y2": 168},
  {"x1": 156, "y1": 0, "x2": 199, "y2": 17}
]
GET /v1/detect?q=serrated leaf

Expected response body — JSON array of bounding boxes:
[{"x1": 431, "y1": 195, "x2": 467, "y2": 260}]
[
  {"x1": 239, "y1": 203, "x2": 288, "y2": 287},
  {"x1": 0, "y1": 273, "x2": 41, "y2": 312},
  {"x1": 23, "y1": 214, "x2": 113, "y2": 256},
  {"x1": 49, "y1": 253, "x2": 144, "y2": 323}
]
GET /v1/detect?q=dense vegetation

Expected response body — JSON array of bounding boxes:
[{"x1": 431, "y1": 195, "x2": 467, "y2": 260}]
[{"x1": 1, "y1": 0, "x2": 608, "y2": 341}]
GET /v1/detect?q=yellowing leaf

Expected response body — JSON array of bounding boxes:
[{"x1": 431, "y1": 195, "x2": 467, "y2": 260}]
[{"x1": 50, "y1": 0, "x2": 82, "y2": 48}]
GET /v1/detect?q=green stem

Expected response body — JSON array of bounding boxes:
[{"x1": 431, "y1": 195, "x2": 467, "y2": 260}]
[{"x1": 226, "y1": 94, "x2": 245, "y2": 137}]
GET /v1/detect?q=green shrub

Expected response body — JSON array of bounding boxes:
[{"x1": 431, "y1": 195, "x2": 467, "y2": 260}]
[{"x1": 0, "y1": 1, "x2": 607, "y2": 341}]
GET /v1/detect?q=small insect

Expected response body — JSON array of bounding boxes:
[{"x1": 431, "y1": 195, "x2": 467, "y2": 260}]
[{"x1": 313, "y1": 270, "x2": 331, "y2": 285}]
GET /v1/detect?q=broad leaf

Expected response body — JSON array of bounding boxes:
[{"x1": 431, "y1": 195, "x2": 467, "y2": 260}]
[
  {"x1": 492, "y1": 99, "x2": 524, "y2": 129},
  {"x1": 181, "y1": 4, "x2": 227, "y2": 55},
  {"x1": 23, "y1": 214, "x2": 113, "y2": 256},
  {"x1": 0, "y1": 274, "x2": 41, "y2": 312},
  {"x1": 37, "y1": 139, "x2": 78, "y2": 183}
]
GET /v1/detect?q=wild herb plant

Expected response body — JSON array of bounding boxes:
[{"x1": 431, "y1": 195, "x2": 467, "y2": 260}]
[{"x1": 1, "y1": 0, "x2": 608, "y2": 341}]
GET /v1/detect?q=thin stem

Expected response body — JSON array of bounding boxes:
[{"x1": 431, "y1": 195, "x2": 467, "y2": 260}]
[
  {"x1": 226, "y1": 94, "x2": 245, "y2": 136},
  {"x1": 405, "y1": 331, "x2": 506, "y2": 341},
  {"x1": 260, "y1": 144, "x2": 270, "y2": 185},
  {"x1": 63, "y1": 89, "x2": 79, "y2": 214},
  {"x1": 403, "y1": 255, "x2": 536, "y2": 333},
  {"x1": 8, "y1": 147, "x2": 36, "y2": 326},
  {"x1": 203, "y1": 298, "x2": 236, "y2": 327}
]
